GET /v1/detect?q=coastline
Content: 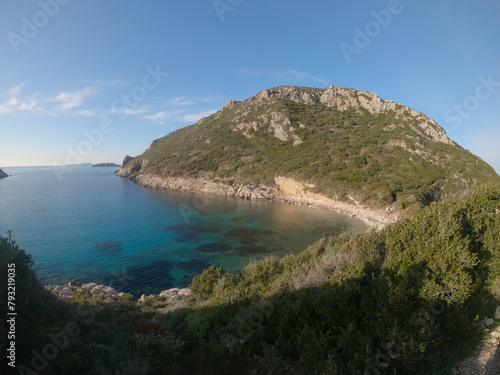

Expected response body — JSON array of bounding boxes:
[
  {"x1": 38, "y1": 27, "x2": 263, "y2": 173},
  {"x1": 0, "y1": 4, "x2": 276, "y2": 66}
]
[
  {"x1": 46, "y1": 281, "x2": 191, "y2": 304},
  {"x1": 116, "y1": 170, "x2": 397, "y2": 230}
]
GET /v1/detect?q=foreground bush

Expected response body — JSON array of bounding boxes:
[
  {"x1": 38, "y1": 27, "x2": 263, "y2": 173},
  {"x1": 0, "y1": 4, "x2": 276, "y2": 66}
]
[{"x1": 2, "y1": 185, "x2": 500, "y2": 374}]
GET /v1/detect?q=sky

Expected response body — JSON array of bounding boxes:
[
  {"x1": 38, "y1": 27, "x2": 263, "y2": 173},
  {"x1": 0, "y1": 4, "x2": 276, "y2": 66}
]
[{"x1": 0, "y1": 0, "x2": 499, "y2": 172}]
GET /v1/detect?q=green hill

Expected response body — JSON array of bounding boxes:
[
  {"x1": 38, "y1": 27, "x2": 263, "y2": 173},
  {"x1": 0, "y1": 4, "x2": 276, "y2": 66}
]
[{"x1": 117, "y1": 85, "x2": 500, "y2": 225}]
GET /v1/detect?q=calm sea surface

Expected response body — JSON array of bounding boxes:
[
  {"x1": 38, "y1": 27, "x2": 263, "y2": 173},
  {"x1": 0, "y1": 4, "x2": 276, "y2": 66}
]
[{"x1": 0, "y1": 166, "x2": 366, "y2": 296}]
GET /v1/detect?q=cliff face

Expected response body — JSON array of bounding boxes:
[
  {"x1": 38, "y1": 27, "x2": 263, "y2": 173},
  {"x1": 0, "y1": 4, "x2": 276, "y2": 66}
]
[
  {"x1": 117, "y1": 85, "x2": 500, "y2": 226},
  {"x1": 0, "y1": 169, "x2": 8, "y2": 178}
]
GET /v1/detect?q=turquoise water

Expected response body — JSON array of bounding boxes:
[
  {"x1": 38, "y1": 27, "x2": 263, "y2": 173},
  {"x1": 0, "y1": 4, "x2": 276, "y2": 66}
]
[{"x1": 0, "y1": 166, "x2": 366, "y2": 296}]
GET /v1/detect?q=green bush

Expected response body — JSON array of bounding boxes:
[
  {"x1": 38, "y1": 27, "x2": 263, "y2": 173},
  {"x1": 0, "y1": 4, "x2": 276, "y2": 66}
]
[{"x1": 190, "y1": 265, "x2": 226, "y2": 299}]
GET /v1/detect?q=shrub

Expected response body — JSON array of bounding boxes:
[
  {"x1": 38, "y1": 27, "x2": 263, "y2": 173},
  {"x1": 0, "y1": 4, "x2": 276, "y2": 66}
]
[{"x1": 190, "y1": 265, "x2": 226, "y2": 299}]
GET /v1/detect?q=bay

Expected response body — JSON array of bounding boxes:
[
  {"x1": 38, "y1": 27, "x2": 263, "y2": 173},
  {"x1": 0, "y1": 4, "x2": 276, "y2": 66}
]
[{"x1": 0, "y1": 166, "x2": 366, "y2": 296}]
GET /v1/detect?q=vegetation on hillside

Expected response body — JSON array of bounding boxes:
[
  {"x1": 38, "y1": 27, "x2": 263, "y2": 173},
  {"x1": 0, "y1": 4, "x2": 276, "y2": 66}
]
[
  {"x1": 120, "y1": 87, "x2": 500, "y2": 212},
  {"x1": 2, "y1": 185, "x2": 500, "y2": 374}
]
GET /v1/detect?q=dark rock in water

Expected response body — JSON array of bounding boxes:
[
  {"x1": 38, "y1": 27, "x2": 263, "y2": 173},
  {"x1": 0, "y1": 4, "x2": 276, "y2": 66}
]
[
  {"x1": 180, "y1": 274, "x2": 195, "y2": 288},
  {"x1": 225, "y1": 227, "x2": 276, "y2": 245},
  {"x1": 178, "y1": 258, "x2": 210, "y2": 272},
  {"x1": 166, "y1": 224, "x2": 219, "y2": 243},
  {"x1": 122, "y1": 260, "x2": 176, "y2": 297},
  {"x1": 94, "y1": 241, "x2": 124, "y2": 253},
  {"x1": 165, "y1": 224, "x2": 218, "y2": 235},
  {"x1": 0, "y1": 169, "x2": 8, "y2": 179},
  {"x1": 196, "y1": 243, "x2": 232, "y2": 253},
  {"x1": 197, "y1": 226, "x2": 219, "y2": 234},
  {"x1": 174, "y1": 232, "x2": 200, "y2": 243},
  {"x1": 234, "y1": 245, "x2": 271, "y2": 255},
  {"x1": 164, "y1": 224, "x2": 193, "y2": 235}
]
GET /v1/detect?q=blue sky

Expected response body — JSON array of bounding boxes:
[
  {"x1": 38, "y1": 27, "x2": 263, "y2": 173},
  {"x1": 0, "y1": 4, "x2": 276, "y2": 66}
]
[{"x1": 1, "y1": 0, "x2": 499, "y2": 172}]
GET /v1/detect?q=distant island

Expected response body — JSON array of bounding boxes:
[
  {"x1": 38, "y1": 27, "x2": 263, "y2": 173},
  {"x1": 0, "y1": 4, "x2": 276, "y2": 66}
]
[
  {"x1": 66, "y1": 163, "x2": 93, "y2": 167},
  {"x1": 92, "y1": 163, "x2": 120, "y2": 167},
  {"x1": 0, "y1": 168, "x2": 9, "y2": 178}
]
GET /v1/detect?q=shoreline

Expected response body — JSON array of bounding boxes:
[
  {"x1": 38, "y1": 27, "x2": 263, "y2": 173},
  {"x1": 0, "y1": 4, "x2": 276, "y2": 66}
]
[
  {"x1": 46, "y1": 281, "x2": 191, "y2": 303},
  {"x1": 116, "y1": 171, "x2": 397, "y2": 230}
]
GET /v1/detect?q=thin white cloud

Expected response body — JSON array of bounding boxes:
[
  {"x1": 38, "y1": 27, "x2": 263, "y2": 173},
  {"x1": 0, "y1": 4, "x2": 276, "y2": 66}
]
[
  {"x1": 145, "y1": 110, "x2": 185, "y2": 124},
  {"x1": 4, "y1": 97, "x2": 18, "y2": 111},
  {"x1": 0, "y1": 84, "x2": 23, "y2": 114},
  {"x1": 8, "y1": 83, "x2": 25, "y2": 97},
  {"x1": 0, "y1": 82, "x2": 224, "y2": 125},
  {"x1": 18, "y1": 100, "x2": 42, "y2": 112},
  {"x1": 50, "y1": 86, "x2": 96, "y2": 110},
  {"x1": 143, "y1": 108, "x2": 216, "y2": 124},
  {"x1": 166, "y1": 95, "x2": 225, "y2": 106},
  {"x1": 75, "y1": 110, "x2": 96, "y2": 117},
  {"x1": 168, "y1": 96, "x2": 197, "y2": 106},
  {"x1": 237, "y1": 68, "x2": 327, "y2": 85},
  {"x1": 0, "y1": 83, "x2": 103, "y2": 117},
  {"x1": 0, "y1": 103, "x2": 13, "y2": 115},
  {"x1": 110, "y1": 105, "x2": 150, "y2": 116},
  {"x1": 178, "y1": 110, "x2": 217, "y2": 123}
]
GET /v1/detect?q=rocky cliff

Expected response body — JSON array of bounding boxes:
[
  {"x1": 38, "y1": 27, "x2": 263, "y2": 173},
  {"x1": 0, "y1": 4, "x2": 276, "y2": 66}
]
[{"x1": 0, "y1": 169, "x2": 8, "y2": 178}]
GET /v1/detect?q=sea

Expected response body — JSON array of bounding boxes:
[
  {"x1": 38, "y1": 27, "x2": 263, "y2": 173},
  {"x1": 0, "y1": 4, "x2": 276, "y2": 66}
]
[{"x1": 0, "y1": 166, "x2": 366, "y2": 296}]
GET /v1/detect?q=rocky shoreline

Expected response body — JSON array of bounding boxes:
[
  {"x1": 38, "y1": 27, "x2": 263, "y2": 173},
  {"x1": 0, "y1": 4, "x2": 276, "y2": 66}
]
[
  {"x1": 115, "y1": 170, "x2": 396, "y2": 230},
  {"x1": 46, "y1": 281, "x2": 191, "y2": 304}
]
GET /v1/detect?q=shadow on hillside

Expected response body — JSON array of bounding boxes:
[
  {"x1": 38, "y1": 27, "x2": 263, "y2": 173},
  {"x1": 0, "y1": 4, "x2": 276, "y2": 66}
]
[
  {"x1": 7, "y1": 263, "x2": 479, "y2": 375},
  {"x1": 158, "y1": 263, "x2": 476, "y2": 375}
]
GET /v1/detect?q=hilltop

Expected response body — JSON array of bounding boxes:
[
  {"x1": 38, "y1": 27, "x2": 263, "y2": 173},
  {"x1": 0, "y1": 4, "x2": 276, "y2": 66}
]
[{"x1": 117, "y1": 85, "x2": 500, "y2": 228}]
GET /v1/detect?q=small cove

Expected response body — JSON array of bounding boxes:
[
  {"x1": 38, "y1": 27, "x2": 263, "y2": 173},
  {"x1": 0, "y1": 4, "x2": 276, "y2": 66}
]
[{"x1": 0, "y1": 166, "x2": 367, "y2": 296}]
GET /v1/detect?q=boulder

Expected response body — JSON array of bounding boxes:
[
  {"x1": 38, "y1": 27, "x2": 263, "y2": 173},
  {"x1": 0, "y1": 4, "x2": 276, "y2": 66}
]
[
  {"x1": 159, "y1": 288, "x2": 179, "y2": 298},
  {"x1": 485, "y1": 318, "x2": 495, "y2": 328},
  {"x1": 59, "y1": 287, "x2": 74, "y2": 298},
  {"x1": 178, "y1": 288, "x2": 191, "y2": 296},
  {"x1": 167, "y1": 295, "x2": 183, "y2": 303},
  {"x1": 82, "y1": 283, "x2": 98, "y2": 291},
  {"x1": 45, "y1": 285, "x2": 59, "y2": 293},
  {"x1": 495, "y1": 305, "x2": 500, "y2": 320},
  {"x1": 90, "y1": 285, "x2": 118, "y2": 295},
  {"x1": 53, "y1": 286, "x2": 64, "y2": 294}
]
